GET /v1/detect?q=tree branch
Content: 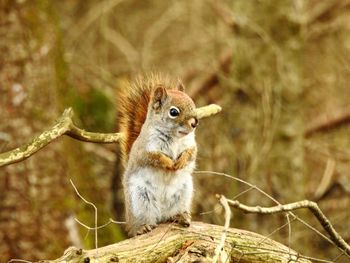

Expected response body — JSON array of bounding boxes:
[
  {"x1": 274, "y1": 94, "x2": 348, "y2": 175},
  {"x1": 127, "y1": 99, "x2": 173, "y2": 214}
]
[
  {"x1": 304, "y1": 106, "x2": 350, "y2": 137},
  {"x1": 40, "y1": 222, "x2": 311, "y2": 263},
  {"x1": 0, "y1": 108, "x2": 123, "y2": 167},
  {"x1": 227, "y1": 199, "x2": 350, "y2": 256}
]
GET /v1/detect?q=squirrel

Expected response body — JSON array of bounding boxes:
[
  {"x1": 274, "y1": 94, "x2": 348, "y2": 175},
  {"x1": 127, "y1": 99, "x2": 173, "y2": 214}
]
[{"x1": 118, "y1": 75, "x2": 198, "y2": 236}]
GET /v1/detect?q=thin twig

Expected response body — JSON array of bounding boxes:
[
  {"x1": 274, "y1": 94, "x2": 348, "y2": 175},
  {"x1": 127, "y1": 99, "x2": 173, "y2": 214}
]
[
  {"x1": 70, "y1": 179, "x2": 98, "y2": 249},
  {"x1": 199, "y1": 207, "x2": 221, "y2": 215},
  {"x1": 304, "y1": 106, "x2": 350, "y2": 137},
  {"x1": 314, "y1": 158, "x2": 336, "y2": 200},
  {"x1": 286, "y1": 213, "x2": 292, "y2": 261},
  {"x1": 332, "y1": 252, "x2": 345, "y2": 262},
  {"x1": 110, "y1": 219, "x2": 126, "y2": 225},
  {"x1": 74, "y1": 218, "x2": 125, "y2": 231},
  {"x1": 232, "y1": 186, "x2": 254, "y2": 200},
  {"x1": 7, "y1": 260, "x2": 33, "y2": 263},
  {"x1": 212, "y1": 195, "x2": 231, "y2": 263},
  {"x1": 257, "y1": 218, "x2": 297, "y2": 247},
  {"x1": 292, "y1": 215, "x2": 336, "y2": 251}
]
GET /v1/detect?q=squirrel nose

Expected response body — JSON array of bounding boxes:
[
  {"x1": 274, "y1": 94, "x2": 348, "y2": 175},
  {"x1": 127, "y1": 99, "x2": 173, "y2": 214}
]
[{"x1": 188, "y1": 117, "x2": 198, "y2": 129}]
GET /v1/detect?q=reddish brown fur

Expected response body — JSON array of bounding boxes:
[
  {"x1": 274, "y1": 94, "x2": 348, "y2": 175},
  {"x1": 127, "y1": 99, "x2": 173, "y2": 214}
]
[{"x1": 167, "y1": 90, "x2": 195, "y2": 109}]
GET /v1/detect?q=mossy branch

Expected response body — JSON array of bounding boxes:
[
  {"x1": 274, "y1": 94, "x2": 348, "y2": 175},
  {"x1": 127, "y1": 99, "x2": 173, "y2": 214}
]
[
  {"x1": 0, "y1": 105, "x2": 221, "y2": 167},
  {"x1": 0, "y1": 108, "x2": 123, "y2": 167},
  {"x1": 41, "y1": 222, "x2": 311, "y2": 263}
]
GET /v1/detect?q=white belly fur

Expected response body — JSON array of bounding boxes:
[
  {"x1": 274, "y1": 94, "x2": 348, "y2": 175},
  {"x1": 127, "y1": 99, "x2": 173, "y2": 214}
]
[
  {"x1": 127, "y1": 164, "x2": 194, "y2": 224},
  {"x1": 124, "y1": 129, "x2": 196, "y2": 231}
]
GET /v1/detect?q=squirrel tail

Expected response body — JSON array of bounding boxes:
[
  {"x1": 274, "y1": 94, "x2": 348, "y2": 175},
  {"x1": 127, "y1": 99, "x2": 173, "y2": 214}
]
[{"x1": 117, "y1": 74, "x2": 177, "y2": 166}]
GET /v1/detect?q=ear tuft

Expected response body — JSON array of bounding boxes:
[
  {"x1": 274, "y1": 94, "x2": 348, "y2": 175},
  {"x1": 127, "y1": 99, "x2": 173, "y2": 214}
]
[
  {"x1": 176, "y1": 80, "x2": 185, "y2": 92},
  {"x1": 152, "y1": 86, "x2": 167, "y2": 110}
]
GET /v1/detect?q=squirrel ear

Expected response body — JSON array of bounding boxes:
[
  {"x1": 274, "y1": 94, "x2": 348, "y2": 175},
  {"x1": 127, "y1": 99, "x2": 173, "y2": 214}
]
[
  {"x1": 152, "y1": 86, "x2": 168, "y2": 110},
  {"x1": 176, "y1": 80, "x2": 185, "y2": 92}
]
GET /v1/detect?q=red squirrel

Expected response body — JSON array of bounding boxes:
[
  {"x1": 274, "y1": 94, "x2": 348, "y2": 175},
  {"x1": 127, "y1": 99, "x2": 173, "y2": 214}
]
[{"x1": 118, "y1": 75, "x2": 198, "y2": 236}]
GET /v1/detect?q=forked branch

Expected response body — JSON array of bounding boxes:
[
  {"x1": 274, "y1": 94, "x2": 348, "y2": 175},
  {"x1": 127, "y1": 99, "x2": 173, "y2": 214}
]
[
  {"x1": 227, "y1": 198, "x2": 350, "y2": 256},
  {"x1": 0, "y1": 108, "x2": 123, "y2": 167}
]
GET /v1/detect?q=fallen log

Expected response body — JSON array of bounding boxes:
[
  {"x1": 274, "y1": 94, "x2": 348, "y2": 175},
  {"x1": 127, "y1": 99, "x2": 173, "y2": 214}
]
[{"x1": 43, "y1": 222, "x2": 310, "y2": 263}]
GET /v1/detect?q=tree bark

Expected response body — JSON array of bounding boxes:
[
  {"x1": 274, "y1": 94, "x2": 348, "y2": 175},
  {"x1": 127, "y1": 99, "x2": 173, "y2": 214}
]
[{"x1": 43, "y1": 222, "x2": 310, "y2": 263}]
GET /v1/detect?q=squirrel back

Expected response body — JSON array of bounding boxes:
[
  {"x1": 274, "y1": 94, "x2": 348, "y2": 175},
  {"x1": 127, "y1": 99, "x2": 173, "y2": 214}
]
[{"x1": 118, "y1": 74, "x2": 185, "y2": 166}]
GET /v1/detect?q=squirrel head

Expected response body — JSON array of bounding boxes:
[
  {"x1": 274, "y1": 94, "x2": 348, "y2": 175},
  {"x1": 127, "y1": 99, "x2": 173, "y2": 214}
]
[{"x1": 148, "y1": 85, "x2": 198, "y2": 138}]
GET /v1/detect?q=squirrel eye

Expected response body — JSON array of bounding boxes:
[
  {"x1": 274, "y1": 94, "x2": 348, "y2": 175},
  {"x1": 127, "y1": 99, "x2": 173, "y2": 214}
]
[{"x1": 168, "y1": 106, "x2": 180, "y2": 119}]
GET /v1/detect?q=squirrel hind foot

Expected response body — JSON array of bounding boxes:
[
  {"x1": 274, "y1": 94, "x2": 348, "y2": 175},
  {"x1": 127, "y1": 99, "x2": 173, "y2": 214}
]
[
  {"x1": 135, "y1": 224, "x2": 158, "y2": 236},
  {"x1": 169, "y1": 212, "x2": 191, "y2": 227}
]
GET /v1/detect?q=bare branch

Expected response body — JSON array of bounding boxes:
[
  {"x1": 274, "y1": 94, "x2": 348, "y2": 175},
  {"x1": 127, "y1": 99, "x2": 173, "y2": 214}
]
[
  {"x1": 7, "y1": 260, "x2": 33, "y2": 263},
  {"x1": 70, "y1": 179, "x2": 98, "y2": 249},
  {"x1": 304, "y1": 106, "x2": 350, "y2": 137},
  {"x1": 74, "y1": 218, "x2": 125, "y2": 230},
  {"x1": 0, "y1": 108, "x2": 123, "y2": 167},
  {"x1": 213, "y1": 195, "x2": 231, "y2": 263},
  {"x1": 314, "y1": 158, "x2": 336, "y2": 200},
  {"x1": 227, "y1": 199, "x2": 350, "y2": 256}
]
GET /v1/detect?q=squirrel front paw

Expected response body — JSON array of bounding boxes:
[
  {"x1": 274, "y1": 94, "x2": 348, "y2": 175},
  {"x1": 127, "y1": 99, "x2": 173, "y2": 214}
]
[
  {"x1": 173, "y1": 148, "x2": 195, "y2": 170},
  {"x1": 173, "y1": 156, "x2": 187, "y2": 170},
  {"x1": 147, "y1": 151, "x2": 175, "y2": 170},
  {"x1": 136, "y1": 224, "x2": 158, "y2": 235},
  {"x1": 159, "y1": 155, "x2": 175, "y2": 170}
]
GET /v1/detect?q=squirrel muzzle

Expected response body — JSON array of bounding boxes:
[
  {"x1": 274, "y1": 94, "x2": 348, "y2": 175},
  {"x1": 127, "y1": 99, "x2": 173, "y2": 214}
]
[
  {"x1": 178, "y1": 117, "x2": 198, "y2": 136},
  {"x1": 188, "y1": 117, "x2": 198, "y2": 129}
]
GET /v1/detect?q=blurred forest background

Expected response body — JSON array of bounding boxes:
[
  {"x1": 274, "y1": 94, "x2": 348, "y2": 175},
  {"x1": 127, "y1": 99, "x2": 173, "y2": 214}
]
[{"x1": 1, "y1": 0, "x2": 350, "y2": 262}]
